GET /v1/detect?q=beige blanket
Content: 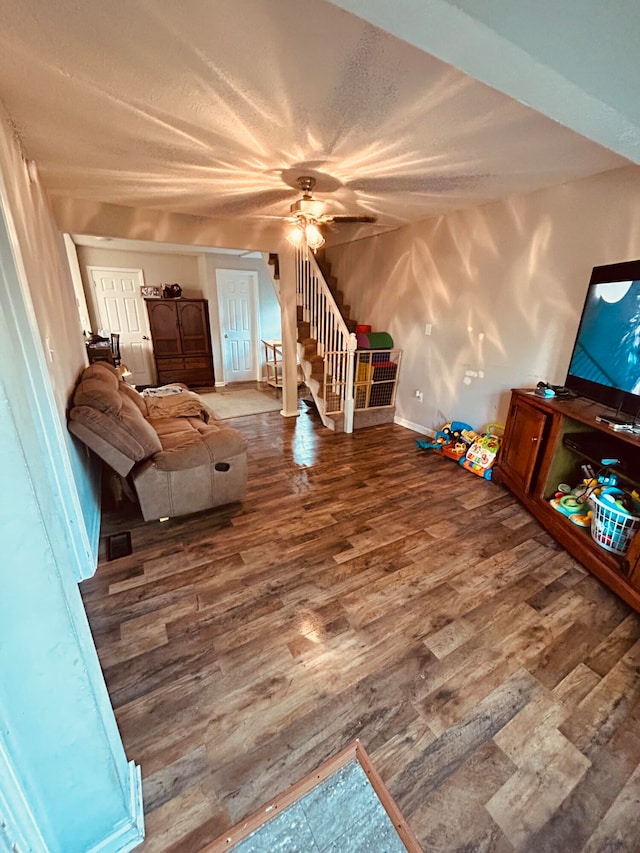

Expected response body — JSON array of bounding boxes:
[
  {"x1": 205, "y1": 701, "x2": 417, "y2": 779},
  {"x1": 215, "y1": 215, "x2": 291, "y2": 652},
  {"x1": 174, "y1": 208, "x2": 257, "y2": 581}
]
[{"x1": 143, "y1": 390, "x2": 211, "y2": 421}]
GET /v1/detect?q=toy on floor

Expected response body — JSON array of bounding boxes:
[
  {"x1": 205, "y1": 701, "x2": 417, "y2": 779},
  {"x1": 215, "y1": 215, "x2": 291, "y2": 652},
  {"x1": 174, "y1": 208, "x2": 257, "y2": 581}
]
[
  {"x1": 460, "y1": 423, "x2": 504, "y2": 480},
  {"x1": 417, "y1": 421, "x2": 475, "y2": 460},
  {"x1": 417, "y1": 421, "x2": 504, "y2": 479},
  {"x1": 439, "y1": 421, "x2": 477, "y2": 461}
]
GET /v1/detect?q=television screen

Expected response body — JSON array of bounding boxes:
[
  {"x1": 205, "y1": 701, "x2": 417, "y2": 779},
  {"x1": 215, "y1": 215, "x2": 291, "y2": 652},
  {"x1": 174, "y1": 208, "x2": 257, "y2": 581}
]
[{"x1": 565, "y1": 259, "x2": 640, "y2": 415}]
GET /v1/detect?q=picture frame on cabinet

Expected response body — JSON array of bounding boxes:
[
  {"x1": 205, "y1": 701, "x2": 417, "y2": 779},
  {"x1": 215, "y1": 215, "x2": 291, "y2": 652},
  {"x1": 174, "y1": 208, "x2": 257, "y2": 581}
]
[{"x1": 141, "y1": 285, "x2": 161, "y2": 298}]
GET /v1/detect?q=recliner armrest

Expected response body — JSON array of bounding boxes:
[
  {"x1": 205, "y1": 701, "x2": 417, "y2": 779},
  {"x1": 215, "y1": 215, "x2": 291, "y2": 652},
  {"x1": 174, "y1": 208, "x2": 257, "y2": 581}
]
[{"x1": 68, "y1": 420, "x2": 136, "y2": 478}]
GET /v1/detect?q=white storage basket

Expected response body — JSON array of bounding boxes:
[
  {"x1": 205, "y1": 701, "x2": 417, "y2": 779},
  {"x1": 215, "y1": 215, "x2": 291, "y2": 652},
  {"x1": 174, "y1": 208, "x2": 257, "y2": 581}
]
[{"x1": 590, "y1": 493, "x2": 640, "y2": 555}]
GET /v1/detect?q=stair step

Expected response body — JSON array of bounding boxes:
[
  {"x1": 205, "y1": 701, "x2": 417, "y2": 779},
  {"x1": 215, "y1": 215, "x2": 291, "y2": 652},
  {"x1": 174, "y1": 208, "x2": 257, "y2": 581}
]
[
  {"x1": 297, "y1": 322, "x2": 311, "y2": 341},
  {"x1": 329, "y1": 286, "x2": 344, "y2": 305},
  {"x1": 301, "y1": 338, "x2": 318, "y2": 358},
  {"x1": 305, "y1": 374, "x2": 323, "y2": 398},
  {"x1": 296, "y1": 253, "x2": 390, "y2": 433},
  {"x1": 353, "y1": 407, "x2": 396, "y2": 428}
]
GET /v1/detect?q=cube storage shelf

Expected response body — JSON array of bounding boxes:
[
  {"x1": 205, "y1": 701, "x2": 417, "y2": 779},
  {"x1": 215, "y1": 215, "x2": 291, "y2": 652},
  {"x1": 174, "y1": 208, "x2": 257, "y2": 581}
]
[{"x1": 355, "y1": 350, "x2": 400, "y2": 410}]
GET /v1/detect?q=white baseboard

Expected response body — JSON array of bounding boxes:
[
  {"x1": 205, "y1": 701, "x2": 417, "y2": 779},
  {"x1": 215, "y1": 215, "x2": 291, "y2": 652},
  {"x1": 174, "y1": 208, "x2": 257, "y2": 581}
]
[
  {"x1": 393, "y1": 416, "x2": 435, "y2": 437},
  {"x1": 87, "y1": 761, "x2": 144, "y2": 853}
]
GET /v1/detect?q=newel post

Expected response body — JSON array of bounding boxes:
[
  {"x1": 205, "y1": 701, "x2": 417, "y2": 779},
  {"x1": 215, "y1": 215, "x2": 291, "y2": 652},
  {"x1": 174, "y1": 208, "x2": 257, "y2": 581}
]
[
  {"x1": 277, "y1": 243, "x2": 302, "y2": 418},
  {"x1": 344, "y1": 332, "x2": 357, "y2": 434}
]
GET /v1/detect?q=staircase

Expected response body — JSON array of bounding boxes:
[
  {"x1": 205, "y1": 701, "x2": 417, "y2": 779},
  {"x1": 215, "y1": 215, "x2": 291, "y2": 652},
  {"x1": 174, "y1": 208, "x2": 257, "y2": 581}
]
[{"x1": 294, "y1": 249, "x2": 397, "y2": 433}]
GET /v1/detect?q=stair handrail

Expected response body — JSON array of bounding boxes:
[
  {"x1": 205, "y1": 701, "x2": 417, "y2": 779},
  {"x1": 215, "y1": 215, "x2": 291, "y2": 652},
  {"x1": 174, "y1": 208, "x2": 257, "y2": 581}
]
[{"x1": 296, "y1": 248, "x2": 356, "y2": 433}]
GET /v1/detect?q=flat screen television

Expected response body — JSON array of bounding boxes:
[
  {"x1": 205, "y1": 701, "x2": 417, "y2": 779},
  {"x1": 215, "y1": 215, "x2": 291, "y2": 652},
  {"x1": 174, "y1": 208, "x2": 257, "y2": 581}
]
[{"x1": 565, "y1": 259, "x2": 640, "y2": 417}]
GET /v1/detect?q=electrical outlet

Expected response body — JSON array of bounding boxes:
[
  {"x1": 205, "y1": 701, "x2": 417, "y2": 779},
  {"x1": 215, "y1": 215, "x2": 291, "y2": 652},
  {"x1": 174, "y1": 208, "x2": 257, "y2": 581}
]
[{"x1": 415, "y1": 390, "x2": 424, "y2": 403}]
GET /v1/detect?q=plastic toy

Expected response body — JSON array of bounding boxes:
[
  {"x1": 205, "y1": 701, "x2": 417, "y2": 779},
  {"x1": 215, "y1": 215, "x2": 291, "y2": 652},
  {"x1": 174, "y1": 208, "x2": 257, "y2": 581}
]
[
  {"x1": 416, "y1": 421, "x2": 474, "y2": 455},
  {"x1": 436, "y1": 421, "x2": 474, "y2": 445},
  {"x1": 460, "y1": 425, "x2": 503, "y2": 480},
  {"x1": 549, "y1": 492, "x2": 592, "y2": 527},
  {"x1": 418, "y1": 421, "x2": 504, "y2": 479},
  {"x1": 416, "y1": 438, "x2": 441, "y2": 450},
  {"x1": 591, "y1": 486, "x2": 640, "y2": 553},
  {"x1": 441, "y1": 441, "x2": 468, "y2": 462},
  {"x1": 547, "y1": 471, "x2": 640, "y2": 531}
]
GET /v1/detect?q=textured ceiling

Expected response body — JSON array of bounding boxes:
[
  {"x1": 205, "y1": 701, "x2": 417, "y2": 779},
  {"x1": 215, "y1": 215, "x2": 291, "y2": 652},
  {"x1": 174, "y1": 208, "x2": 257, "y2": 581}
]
[{"x1": 0, "y1": 0, "x2": 629, "y2": 245}]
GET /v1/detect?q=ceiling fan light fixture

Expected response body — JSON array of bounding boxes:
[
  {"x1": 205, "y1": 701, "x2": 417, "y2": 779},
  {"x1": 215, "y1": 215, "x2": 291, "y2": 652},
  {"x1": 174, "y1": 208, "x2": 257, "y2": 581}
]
[
  {"x1": 286, "y1": 222, "x2": 305, "y2": 247},
  {"x1": 284, "y1": 174, "x2": 380, "y2": 250},
  {"x1": 304, "y1": 221, "x2": 325, "y2": 250},
  {"x1": 286, "y1": 217, "x2": 325, "y2": 251}
]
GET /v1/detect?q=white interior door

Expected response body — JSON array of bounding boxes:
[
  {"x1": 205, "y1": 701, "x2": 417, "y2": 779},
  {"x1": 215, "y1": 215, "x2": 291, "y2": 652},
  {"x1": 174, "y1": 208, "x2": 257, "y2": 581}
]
[
  {"x1": 89, "y1": 267, "x2": 155, "y2": 386},
  {"x1": 216, "y1": 269, "x2": 259, "y2": 383}
]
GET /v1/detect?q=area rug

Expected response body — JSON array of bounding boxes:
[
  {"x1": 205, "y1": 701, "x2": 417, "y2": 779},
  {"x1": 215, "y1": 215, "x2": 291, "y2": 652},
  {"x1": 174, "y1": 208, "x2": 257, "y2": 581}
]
[
  {"x1": 198, "y1": 388, "x2": 282, "y2": 420},
  {"x1": 203, "y1": 741, "x2": 421, "y2": 853}
]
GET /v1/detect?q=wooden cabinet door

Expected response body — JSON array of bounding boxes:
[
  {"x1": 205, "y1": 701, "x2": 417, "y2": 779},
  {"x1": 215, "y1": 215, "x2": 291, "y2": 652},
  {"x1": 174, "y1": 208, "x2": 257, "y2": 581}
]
[
  {"x1": 177, "y1": 301, "x2": 210, "y2": 354},
  {"x1": 499, "y1": 396, "x2": 548, "y2": 496},
  {"x1": 146, "y1": 300, "x2": 181, "y2": 356},
  {"x1": 623, "y1": 534, "x2": 640, "y2": 591}
]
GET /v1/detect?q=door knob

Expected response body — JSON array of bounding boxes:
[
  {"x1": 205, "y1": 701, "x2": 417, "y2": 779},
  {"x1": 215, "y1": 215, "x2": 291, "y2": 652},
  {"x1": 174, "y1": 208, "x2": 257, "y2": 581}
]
[
  {"x1": 142, "y1": 335, "x2": 150, "y2": 340},
  {"x1": 224, "y1": 334, "x2": 229, "y2": 338}
]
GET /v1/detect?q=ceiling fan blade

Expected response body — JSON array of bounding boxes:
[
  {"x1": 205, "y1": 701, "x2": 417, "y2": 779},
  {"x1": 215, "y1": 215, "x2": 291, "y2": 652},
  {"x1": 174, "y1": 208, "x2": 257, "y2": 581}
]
[
  {"x1": 327, "y1": 215, "x2": 378, "y2": 224},
  {"x1": 252, "y1": 214, "x2": 297, "y2": 221}
]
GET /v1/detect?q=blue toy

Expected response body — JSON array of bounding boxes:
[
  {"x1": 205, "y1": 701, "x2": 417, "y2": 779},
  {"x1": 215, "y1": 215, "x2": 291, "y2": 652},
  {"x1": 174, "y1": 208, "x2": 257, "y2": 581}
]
[
  {"x1": 417, "y1": 437, "x2": 443, "y2": 450},
  {"x1": 437, "y1": 421, "x2": 474, "y2": 443},
  {"x1": 416, "y1": 421, "x2": 475, "y2": 452}
]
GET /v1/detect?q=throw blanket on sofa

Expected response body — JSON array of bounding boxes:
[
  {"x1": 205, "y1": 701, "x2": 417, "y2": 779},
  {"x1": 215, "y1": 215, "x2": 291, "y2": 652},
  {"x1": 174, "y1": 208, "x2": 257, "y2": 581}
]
[
  {"x1": 142, "y1": 384, "x2": 186, "y2": 397},
  {"x1": 142, "y1": 387, "x2": 211, "y2": 421}
]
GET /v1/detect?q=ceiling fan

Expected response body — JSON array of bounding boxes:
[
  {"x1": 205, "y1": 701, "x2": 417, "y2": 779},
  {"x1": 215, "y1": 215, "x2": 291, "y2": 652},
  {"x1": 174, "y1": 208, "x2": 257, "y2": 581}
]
[{"x1": 285, "y1": 176, "x2": 377, "y2": 249}]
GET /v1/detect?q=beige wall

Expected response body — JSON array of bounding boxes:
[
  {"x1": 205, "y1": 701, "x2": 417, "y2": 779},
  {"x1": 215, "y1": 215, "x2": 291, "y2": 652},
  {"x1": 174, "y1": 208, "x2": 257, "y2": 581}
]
[
  {"x1": 75, "y1": 244, "x2": 202, "y2": 330},
  {"x1": 52, "y1": 197, "x2": 285, "y2": 253},
  {"x1": 326, "y1": 164, "x2": 640, "y2": 434},
  {"x1": 0, "y1": 105, "x2": 86, "y2": 419},
  {"x1": 0, "y1": 93, "x2": 102, "y2": 564}
]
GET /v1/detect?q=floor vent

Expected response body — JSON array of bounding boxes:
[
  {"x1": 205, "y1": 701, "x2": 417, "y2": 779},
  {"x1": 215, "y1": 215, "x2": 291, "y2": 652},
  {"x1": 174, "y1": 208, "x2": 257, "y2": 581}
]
[{"x1": 106, "y1": 531, "x2": 132, "y2": 561}]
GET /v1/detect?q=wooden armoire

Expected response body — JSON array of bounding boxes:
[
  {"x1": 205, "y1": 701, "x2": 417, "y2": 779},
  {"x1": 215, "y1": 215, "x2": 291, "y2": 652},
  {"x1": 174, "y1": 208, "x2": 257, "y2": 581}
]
[{"x1": 145, "y1": 298, "x2": 215, "y2": 387}]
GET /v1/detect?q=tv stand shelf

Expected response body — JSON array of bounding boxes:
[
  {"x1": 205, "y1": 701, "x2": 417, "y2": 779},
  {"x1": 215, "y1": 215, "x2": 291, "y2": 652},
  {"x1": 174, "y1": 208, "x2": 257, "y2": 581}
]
[{"x1": 493, "y1": 389, "x2": 640, "y2": 612}]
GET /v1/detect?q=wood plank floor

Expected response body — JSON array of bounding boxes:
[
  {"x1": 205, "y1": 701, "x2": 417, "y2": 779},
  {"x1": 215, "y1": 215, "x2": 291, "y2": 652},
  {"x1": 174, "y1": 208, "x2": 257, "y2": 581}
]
[{"x1": 81, "y1": 405, "x2": 640, "y2": 852}]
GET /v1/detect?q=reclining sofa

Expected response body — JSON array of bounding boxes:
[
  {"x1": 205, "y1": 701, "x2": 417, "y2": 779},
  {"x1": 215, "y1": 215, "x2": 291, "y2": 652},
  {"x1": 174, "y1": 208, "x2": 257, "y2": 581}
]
[{"x1": 68, "y1": 362, "x2": 248, "y2": 521}]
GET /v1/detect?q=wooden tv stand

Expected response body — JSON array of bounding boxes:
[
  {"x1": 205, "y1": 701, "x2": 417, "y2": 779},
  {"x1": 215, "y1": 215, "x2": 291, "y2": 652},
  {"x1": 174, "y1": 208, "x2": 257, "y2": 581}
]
[{"x1": 493, "y1": 389, "x2": 640, "y2": 612}]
